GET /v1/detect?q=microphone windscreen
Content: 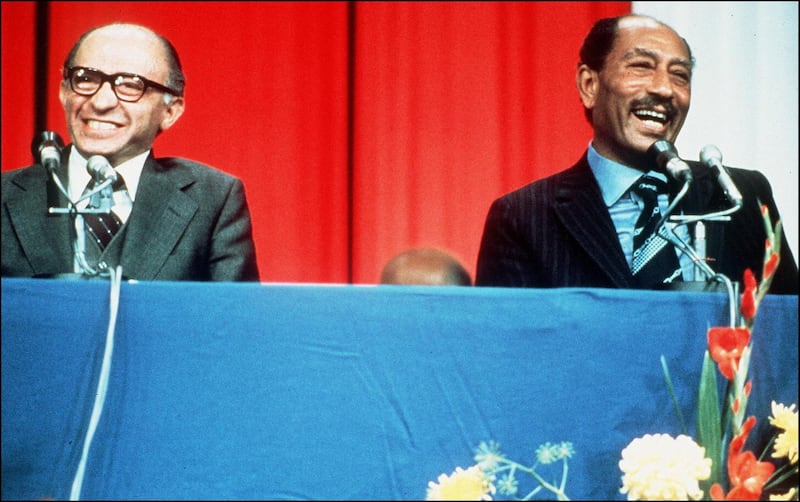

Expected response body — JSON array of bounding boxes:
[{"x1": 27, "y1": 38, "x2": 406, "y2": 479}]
[
  {"x1": 699, "y1": 144, "x2": 723, "y2": 167},
  {"x1": 87, "y1": 155, "x2": 118, "y2": 184},
  {"x1": 647, "y1": 140, "x2": 678, "y2": 168},
  {"x1": 31, "y1": 131, "x2": 64, "y2": 163}
]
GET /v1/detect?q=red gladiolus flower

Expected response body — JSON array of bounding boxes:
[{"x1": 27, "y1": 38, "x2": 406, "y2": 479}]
[
  {"x1": 763, "y1": 251, "x2": 779, "y2": 281},
  {"x1": 709, "y1": 418, "x2": 771, "y2": 500},
  {"x1": 709, "y1": 482, "x2": 728, "y2": 500},
  {"x1": 730, "y1": 416, "x2": 756, "y2": 455},
  {"x1": 723, "y1": 417, "x2": 775, "y2": 500},
  {"x1": 707, "y1": 327, "x2": 751, "y2": 380},
  {"x1": 725, "y1": 450, "x2": 775, "y2": 499},
  {"x1": 740, "y1": 269, "x2": 757, "y2": 320}
]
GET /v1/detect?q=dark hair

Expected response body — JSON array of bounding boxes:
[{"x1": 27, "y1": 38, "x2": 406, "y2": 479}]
[
  {"x1": 578, "y1": 15, "x2": 694, "y2": 123},
  {"x1": 63, "y1": 23, "x2": 185, "y2": 96},
  {"x1": 579, "y1": 16, "x2": 621, "y2": 74}
]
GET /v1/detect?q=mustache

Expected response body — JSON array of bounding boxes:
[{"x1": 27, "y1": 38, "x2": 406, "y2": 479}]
[{"x1": 631, "y1": 97, "x2": 677, "y2": 120}]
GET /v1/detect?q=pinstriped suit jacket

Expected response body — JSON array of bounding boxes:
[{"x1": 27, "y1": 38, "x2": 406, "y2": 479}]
[
  {"x1": 2, "y1": 149, "x2": 260, "y2": 281},
  {"x1": 475, "y1": 153, "x2": 798, "y2": 294}
]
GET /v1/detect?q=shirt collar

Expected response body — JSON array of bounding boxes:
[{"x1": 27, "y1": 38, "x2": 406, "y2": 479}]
[{"x1": 587, "y1": 143, "x2": 666, "y2": 206}]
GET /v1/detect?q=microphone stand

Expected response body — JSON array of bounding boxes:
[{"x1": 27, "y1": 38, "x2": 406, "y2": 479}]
[
  {"x1": 47, "y1": 169, "x2": 116, "y2": 278},
  {"x1": 654, "y1": 180, "x2": 742, "y2": 327}
]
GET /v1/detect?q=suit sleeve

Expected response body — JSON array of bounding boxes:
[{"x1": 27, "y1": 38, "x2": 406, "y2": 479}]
[
  {"x1": 208, "y1": 177, "x2": 260, "y2": 282},
  {"x1": 475, "y1": 195, "x2": 535, "y2": 287}
]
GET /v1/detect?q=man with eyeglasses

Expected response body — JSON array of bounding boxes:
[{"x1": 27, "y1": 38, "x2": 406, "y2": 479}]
[{"x1": 2, "y1": 23, "x2": 260, "y2": 281}]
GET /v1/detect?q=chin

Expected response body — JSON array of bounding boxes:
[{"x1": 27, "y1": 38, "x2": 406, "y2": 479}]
[{"x1": 77, "y1": 141, "x2": 120, "y2": 157}]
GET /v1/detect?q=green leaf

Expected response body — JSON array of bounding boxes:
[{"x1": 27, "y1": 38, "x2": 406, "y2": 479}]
[
  {"x1": 697, "y1": 351, "x2": 722, "y2": 491},
  {"x1": 661, "y1": 355, "x2": 688, "y2": 434}
]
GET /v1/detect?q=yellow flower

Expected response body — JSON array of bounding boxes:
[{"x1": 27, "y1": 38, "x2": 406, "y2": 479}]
[
  {"x1": 619, "y1": 434, "x2": 712, "y2": 501},
  {"x1": 426, "y1": 465, "x2": 495, "y2": 501},
  {"x1": 770, "y1": 401, "x2": 798, "y2": 464},
  {"x1": 769, "y1": 487, "x2": 797, "y2": 501}
]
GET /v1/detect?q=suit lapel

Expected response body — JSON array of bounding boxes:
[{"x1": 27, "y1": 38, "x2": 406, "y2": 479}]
[
  {"x1": 552, "y1": 161, "x2": 633, "y2": 288},
  {"x1": 6, "y1": 167, "x2": 74, "y2": 274},
  {"x1": 120, "y1": 156, "x2": 198, "y2": 280}
]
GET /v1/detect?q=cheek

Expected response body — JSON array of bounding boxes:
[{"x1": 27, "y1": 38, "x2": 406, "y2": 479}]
[{"x1": 678, "y1": 89, "x2": 691, "y2": 110}]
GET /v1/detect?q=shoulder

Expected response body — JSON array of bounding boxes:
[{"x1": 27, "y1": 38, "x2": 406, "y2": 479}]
[
  {"x1": 149, "y1": 157, "x2": 244, "y2": 192},
  {"x1": 2, "y1": 164, "x2": 45, "y2": 192},
  {"x1": 153, "y1": 157, "x2": 237, "y2": 180},
  {"x1": 725, "y1": 165, "x2": 769, "y2": 182},
  {"x1": 722, "y1": 165, "x2": 773, "y2": 195},
  {"x1": 494, "y1": 157, "x2": 591, "y2": 204}
]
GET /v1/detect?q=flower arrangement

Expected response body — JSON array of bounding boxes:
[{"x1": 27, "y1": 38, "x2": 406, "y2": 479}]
[
  {"x1": 426, "y1": 440, "x2": 575, "y2": 501},
  {"x1": 619, "y1": 205, "x2": 798, "y2": 501},
  {"x1": 426, "y1": 206, "x2": 796, "y2": 501}
]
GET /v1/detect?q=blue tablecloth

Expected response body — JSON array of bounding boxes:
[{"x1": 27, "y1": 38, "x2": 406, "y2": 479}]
[{"x1": 2, "y1": 278, "x2": 797, "y2": 500}]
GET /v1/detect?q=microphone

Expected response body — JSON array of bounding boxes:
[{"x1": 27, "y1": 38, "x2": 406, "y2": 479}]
[
  {"x1": 648, "y1": 140, "x2": 693, "y2": 183},
  {"x1": 699, "y1": 144, "x2": 743, "y2": 207},
  {"x1": 31, "y1": 131, "x2": 64, "y2": 175},
  {"x1": 86, "y1": 155, "x2": 118, "y2": 185},
  {"x1": 86, "y1": 155, "x2": 117, "y2": 213}
]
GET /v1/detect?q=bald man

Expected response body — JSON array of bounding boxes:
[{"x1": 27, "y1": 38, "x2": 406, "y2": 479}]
[
  {"x1": 2, "y1": 23, "x2": 259, "y2": 281},
  {"x1": 381, "y1": 248, "x2": 472, "y2": 286}
]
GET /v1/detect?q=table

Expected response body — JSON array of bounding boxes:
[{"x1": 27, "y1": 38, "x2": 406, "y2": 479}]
[{"x1": 2, "y1": 278, "x2": 797, "y2": 500}]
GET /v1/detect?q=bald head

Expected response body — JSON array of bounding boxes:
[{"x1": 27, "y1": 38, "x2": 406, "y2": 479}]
[
  {"x1": 64, "y1": 23, "x2": 185, "y2": 96},
  {"x1": 380, "y1": 248, "x2": 472, "y2": 286}
]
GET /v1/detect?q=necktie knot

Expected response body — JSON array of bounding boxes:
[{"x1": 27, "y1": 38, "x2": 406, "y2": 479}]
[
  {"x1": 632, "y1": 175, "x2": 668, "y2": 200},
  {"x1": 112, "y1": 174, "x2": 127, "y2": 192}
]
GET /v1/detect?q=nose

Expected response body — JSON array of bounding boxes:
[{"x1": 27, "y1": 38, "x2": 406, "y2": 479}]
[
  {"x1": 88, "y1": 80, "x2": 120, "y2": 109},
  {"x1": 646, "y1": 68, "x2": 674, "y2": 98}
]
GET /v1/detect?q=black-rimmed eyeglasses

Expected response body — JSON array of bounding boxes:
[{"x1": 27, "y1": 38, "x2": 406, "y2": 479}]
[{"x1": 63, "y1": 66, "x2": 182, "y2": 103}]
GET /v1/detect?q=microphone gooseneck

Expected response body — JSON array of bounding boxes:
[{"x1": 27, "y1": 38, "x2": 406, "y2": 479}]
[{"x1": 699, "y1": 144, "x2": 743, "y2": 207}]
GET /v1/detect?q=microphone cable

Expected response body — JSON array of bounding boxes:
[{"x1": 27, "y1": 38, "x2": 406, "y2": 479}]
[{"x1": 69, "y1": 265, "x2": 123, "y2": 500}]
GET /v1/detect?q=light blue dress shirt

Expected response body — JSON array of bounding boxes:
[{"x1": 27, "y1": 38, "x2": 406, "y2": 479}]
[{"x1": 587, "y1": 144, "x2": 694, "y2": 281}]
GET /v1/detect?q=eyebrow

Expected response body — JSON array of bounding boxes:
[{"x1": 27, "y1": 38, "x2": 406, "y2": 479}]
[{"x1": 624, "y1": 47, "x2": 693, "y2": 73}]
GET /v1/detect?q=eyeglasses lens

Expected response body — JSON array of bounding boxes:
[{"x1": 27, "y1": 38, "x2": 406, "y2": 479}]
[{"x1": 70, "y1": 68, "x2": 145, "y2": 102}]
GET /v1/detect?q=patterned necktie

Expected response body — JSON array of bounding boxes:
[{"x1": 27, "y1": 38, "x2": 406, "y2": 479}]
[
  {"x1": 83, "y1": 176, "x2": 126, "y2": 251},
  {"x1": 630, "y1": 175, "x2": 681, "y2": 288}
]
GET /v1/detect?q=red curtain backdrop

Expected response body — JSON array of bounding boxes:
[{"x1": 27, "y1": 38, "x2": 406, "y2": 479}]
[{"x1": 1, "y1": 1, "x2": 631, "y2": 284}]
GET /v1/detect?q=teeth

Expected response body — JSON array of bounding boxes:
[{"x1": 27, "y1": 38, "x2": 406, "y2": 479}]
[
  {"x1": 634, "y1": 109, "x2": 667, "y2": 122},
  {"x1": 641, "y1": 119, "x2": 663, "y2": 130},
  {"x1": 88, "y1": 120, "x2": 116, "y2": 130}
]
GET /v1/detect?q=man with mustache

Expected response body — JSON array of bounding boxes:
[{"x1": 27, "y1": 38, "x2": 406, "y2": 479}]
[
  {"x1": 475, "y1": 14, "x2": 797, "y2": 293},
  {"x1": 2, "y1": 23, "x2": 260, "y2": 281}
]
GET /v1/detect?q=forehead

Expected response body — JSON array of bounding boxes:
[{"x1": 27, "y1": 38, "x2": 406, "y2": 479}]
[
  {"x1": 612, "y1": 17, "x2": 690, "y2": 62},
  {"x1": 73, "y1": 26, "x2": 168, "y2": 77}
]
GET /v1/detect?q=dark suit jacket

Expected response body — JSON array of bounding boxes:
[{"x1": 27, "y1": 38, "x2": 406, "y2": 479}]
[
  {"x1": 2, "y1": 150, "x2": 260, "y2": 281},
  {"x1": 475, "y1": 153, "x2": 798, "y2": 294}
]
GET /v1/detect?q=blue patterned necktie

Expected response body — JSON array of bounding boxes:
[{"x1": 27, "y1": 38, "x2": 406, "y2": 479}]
[{"x1": 630, "y1": 175, "x2": 681, "y2": 288}]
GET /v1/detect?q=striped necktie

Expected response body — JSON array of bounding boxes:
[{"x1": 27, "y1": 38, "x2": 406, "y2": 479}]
[
  {"x1": 630, "y1": 175, "x2": 681, "y2": 288},
  {"x1": 83, "y1": 176, "x2": 126, "y2": 251}
]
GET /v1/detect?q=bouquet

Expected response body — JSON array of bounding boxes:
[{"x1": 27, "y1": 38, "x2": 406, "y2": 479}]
[
  {"x1": 619, "y1": 205, "x2": 798, "y2": 501},
  {"x1": 426, "y1": 205, "x2": 797, "y2": 501}
]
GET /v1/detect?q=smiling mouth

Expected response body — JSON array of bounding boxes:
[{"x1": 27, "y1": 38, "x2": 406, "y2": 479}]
[
  {"x1": 633, "y1": 109, "x2": 668, "y2": 125},
  {"x1": 632, "y1": 108, "x2": 673, "y2": 133},
  {"x1": 86, "y1": 120, "x2": 118, "y2": 131}
]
